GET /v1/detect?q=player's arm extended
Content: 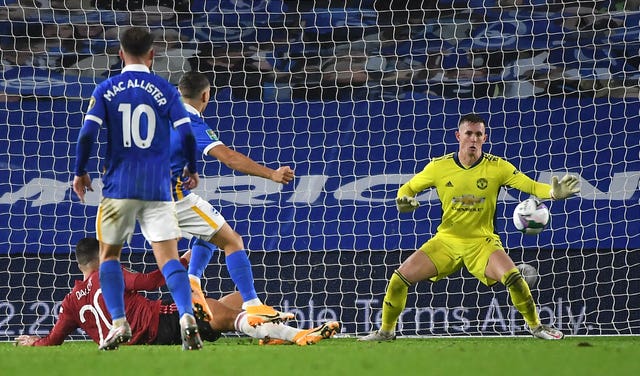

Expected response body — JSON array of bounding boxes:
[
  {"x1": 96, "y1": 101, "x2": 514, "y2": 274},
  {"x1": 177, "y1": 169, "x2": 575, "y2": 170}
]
[
  {"x1": 124, "y1": 258, "x2": 190, "y2": 291},
  {"x1": 505, "y1": 170, "x2": 580, "y2": 200},
  {"x1": 208, "y1": 144, "x2": 294, "y2": 184},
  {"x1": 16, "y1": 297, "x2": 78, "y2": 346},
  {"x1": 507, "y1": 172, "x2": 553, "y2": 200},
  {"x1": 502, "y1": 159, "x2": 579, "y2": 200},
  {"x1": 500, "y1": 158, "x2": 552, "y2": 199},
  {"x1": 396, "y1": 163, "x2": 435, "y2": 213}
]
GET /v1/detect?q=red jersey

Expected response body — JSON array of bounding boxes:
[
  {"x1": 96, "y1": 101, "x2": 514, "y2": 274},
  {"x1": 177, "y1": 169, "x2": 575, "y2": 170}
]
[{"x1": 33, "y1": 264, "x2": 178, "y2": 346}]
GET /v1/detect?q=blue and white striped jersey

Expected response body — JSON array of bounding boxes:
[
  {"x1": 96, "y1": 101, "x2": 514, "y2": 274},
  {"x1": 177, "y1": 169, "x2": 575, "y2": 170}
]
[{"x1": 82, "y1": 64, "x2": 191, "y2": 201}]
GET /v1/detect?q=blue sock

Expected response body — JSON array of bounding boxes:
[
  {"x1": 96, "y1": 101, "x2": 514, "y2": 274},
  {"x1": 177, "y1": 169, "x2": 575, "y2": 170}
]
[
  {"x1": 188, "y1": 238, "x2": 216, "y2": 278},
  {"x1": 226, "y1": 250, "x2": 258, "y2": 302},
  {"x1": 99, "y1": 260, "x2": 126, "y2": 320},
  {"x1": 162, "y1": 259, "x2": 193, "y2": 317}
]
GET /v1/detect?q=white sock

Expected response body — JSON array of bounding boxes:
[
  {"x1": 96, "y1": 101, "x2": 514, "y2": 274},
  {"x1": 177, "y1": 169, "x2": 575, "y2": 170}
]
[
  {"x1": 234, "y1": 312, "x2": 301, "y2": 341},
  {"x1": 241, "y1": 298, "x2": 262, "y2": 309}
]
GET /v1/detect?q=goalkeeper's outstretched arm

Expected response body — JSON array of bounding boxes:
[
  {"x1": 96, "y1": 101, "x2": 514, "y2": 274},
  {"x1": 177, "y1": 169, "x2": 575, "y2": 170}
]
[{"x1": 505, "y1": 163, "x2": 580, "y2": 201}]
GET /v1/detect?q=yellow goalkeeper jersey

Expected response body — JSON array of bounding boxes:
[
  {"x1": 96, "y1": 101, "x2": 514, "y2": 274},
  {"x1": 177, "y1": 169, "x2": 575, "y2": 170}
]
[{"x1": 398, "y1": 152, "x2": 552, "y2": 239}]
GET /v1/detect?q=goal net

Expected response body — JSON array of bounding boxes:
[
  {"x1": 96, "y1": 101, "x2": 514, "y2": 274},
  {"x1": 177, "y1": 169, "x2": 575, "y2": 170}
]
[{"x1": 1, "y1": 0, "x2": 639, "y2": 341}]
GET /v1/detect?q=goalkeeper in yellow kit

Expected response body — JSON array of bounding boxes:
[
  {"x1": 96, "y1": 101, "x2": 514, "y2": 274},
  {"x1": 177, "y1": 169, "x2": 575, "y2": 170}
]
[{"x1": 359, "y1": 114, "x2": 580, "y2": 341}]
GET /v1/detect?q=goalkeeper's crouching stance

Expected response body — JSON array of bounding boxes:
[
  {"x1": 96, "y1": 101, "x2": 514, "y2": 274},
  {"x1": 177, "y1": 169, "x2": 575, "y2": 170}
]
[{"x1": 359, "y1": 114, "x2": 580, "y2": 341}]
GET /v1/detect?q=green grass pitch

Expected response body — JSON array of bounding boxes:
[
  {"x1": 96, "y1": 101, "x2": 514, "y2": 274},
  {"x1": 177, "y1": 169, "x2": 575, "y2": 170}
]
[{"x1": 3, "y1": 336, "x2": 639, "y2": 376}]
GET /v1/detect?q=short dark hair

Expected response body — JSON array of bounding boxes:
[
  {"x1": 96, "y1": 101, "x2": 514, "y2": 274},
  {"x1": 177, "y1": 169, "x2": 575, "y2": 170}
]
[
  {"x1": 75, "y1": 237, "x2": 99, "y2": 266},
  {"x1": 178, "y1": 71, "x2": 211, "y2": 99},
  {"x1": 459, "y1": 114, "x2": 486, "y2": 127},
  {"x1": 120, "y1": 27, "x2": 154, "y2": 57}
]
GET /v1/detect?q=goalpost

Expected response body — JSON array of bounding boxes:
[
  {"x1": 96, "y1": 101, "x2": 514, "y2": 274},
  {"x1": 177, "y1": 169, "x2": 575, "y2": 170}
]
[{"x1": 1, "y1": 1, "x2": 639, "y2": 340}]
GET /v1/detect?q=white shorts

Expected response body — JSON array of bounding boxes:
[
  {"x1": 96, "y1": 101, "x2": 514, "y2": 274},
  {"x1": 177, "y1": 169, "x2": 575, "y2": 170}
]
[
  {"x1": 175, "y1": 193, "x2": 226, "y2": 241},
  {"x1": 96, "y1": 198, "x2": 181, "y2": 244}
]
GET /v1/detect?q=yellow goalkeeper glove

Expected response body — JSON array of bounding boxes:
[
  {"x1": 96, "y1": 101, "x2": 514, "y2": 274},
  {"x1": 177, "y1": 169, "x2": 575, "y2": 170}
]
[
  {"x1": 550, "y1": 174, "x2": 580, "y2": 200},
  {"x1": 396, "y1": 195, "x2": 420, "y2": 213}
]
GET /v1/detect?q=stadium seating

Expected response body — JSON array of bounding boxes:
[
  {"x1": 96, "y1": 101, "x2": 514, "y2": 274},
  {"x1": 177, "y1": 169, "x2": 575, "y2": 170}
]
[{"x1": 1, "y1": 0, "x2": 638, "y2": 100}]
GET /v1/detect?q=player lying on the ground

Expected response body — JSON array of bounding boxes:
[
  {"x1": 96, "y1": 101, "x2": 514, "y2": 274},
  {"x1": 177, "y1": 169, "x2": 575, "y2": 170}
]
[{"x1": 14, "y1": 238, "x2": 340, "y2": 347}]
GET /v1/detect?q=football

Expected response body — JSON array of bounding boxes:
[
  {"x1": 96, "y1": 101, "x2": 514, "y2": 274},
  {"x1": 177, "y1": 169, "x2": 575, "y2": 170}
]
[
  {"x1": 516, "y1": 263, "x2": 539, "y2": 288},
  {"x1": 513, "y1": 198, "x2": 549, "y2": 235}
]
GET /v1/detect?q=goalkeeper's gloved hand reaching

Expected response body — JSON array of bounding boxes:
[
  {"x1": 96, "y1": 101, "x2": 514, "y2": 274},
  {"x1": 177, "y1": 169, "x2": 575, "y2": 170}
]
[
  {"x1": 550, "y1": 174, "x2": 580, "y2": 200},
  {"x1": 396, "y1": 195, "x2": 420, "y2": 213}
]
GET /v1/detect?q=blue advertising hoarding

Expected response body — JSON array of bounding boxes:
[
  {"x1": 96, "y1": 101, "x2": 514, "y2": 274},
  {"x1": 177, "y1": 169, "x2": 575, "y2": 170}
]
[{"x1": 2, "y1": 96, "x2": 638, "y2": 252}]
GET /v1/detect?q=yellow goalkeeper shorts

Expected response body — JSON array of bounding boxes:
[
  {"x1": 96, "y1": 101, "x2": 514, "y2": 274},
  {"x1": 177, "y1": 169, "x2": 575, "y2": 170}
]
[{"x1": 419, "y1": 233, "x2": 504, "y2": 286}]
